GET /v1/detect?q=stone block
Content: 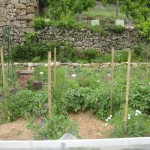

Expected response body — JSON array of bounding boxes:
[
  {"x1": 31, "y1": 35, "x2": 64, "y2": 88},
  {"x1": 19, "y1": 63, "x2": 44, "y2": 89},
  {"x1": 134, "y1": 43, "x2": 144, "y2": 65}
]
[
  {"x1": 26, "y1": 6, "x2": 35, "y2": 14},
  {"x1": 91, "y1": 20, "x2": 99, "y2": 26},
  {"x1": 19, "y1": 9, "x2": 26, "y2": 15},
  {"x1": 26, "y1": 2, "x2": 37, "y2": 7},
  {"x1": 17, "y1": 14, "x2": 35, "y2": 20},
  {"x1": 15, "y1": 3, "x2": 26, "y2": 9},
  {"x1": 20, "y1": 0, "x2": 27, "y2": 4},
  {"x1": 116, "y1": 20, "x2": 124, "y2": 26},
  {"x1": 11, "y1": 0, "x2": 19, "y2": 4}
]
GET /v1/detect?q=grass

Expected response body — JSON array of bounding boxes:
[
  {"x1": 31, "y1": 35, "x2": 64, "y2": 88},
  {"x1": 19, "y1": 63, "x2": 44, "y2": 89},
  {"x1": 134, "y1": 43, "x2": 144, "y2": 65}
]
[{"x1": 82, "y1": 4, "x2": 126, "y2": 21}]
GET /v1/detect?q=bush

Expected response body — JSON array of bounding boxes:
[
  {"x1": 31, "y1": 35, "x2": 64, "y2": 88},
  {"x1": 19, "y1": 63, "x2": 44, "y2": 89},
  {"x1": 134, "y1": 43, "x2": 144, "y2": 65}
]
[
  {"x1": 82, "y1": 49, "x2": 100, "y2": 63},
  {"x1": 105, "y1": 25, "x2": 125, "y2": 33},
  {"x1": 34, "y1": 17, "x2": 50, "y2": 29},
  {"x1": 1, "y1": 90, "x2": 48, "y2": 121},
  {"x1": 110, "y1": 108, "x2": 150, "y2": 137},
  {"x1": 130, "y1": 82, "x2": 150, "y2": 114}
]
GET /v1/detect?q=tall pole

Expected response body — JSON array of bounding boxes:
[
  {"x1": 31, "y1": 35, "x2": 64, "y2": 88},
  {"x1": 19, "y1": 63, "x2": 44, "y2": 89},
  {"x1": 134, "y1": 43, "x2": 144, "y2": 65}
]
[
  {"x1": 1, "y1": 49, "x2": 6, "y2": 91},
  {"x1": 124, "y1": 49, "x2": 131, "y2": 130},
  {"x1": 48, "y1": 51, "x2": 51, "y2": 117},
  {"x1": 54, "y1": 47, "x2": 56, "y2": 92},
  {"x1": 110, "y1": 47, "x2": 115, "y2": 115},
  {"x1": 116, "y1": 0, "x2": 119, "y2": 19}
]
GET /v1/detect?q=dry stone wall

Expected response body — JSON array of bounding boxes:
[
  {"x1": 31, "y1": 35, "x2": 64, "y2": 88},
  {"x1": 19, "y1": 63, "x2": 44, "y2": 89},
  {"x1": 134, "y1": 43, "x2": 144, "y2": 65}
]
[
  {"x1": 0, "y1": 0, "x2": 37, "y2": 47},
  {"x1": 37, "y1": 27, "x2": 142, "y2": 51},
  {"x1": 0, "y1": 0, "x2": 142, "y2": 51}
]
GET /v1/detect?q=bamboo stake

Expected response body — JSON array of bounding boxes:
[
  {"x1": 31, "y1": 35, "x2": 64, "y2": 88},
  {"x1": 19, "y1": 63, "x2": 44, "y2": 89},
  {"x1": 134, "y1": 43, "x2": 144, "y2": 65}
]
[
  {"x1": 124, "y1": 49, "x2": 131, "y2": 130},
  {"x1": 54, "y1": 47, "x2": 56, "y2": 92},
  {"x1": 1, "y1": 49, "x2": 6, "y2": 91},
  {"x1": 110, "y1": 47, "x2": 115, "y2": 115},
  {"x1": 48, "y1": 52, "x2": 51, "y2": 117},
  {"x1": 1, "y1": 49, "x2": 9, "y2": 119}
]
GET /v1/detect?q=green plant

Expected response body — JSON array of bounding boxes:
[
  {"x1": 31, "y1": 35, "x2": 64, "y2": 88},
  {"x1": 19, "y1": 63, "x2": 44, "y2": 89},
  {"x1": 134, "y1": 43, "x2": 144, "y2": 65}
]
[
  {"x1": 29, "y1": 115, "x2": 78, "y2": 140},
  {"x1": 105, "y1": 25, "x2": 125, "y2": 33},
  {"x1": 82, "y1": 49, "x2": 100, "y2": 63},
  {"x1": 110, "y1": 108, "x2": 150, "y2": 137},
  {"x1": 129, "y1": 82, "x2": 150, "y2": 114},
  {"x1": 0, "y1": 90, "x2": 48, "y2": 121},
  {"x1": 87, "y1": 25, "x2": 107, "y2": 35}
]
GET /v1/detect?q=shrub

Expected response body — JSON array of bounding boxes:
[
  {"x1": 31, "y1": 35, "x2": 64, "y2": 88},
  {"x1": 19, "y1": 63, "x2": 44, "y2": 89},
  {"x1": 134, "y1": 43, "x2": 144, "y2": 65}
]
[
  {"x1": 130, "y1": 82, "x2": 150, "y2": 114},
  {"x1": 34, "y1": 17, "x2": 51, "y2": 29},
  {"x1": 110, "y1": 108, "x2": 150, "y2": 137},
  {"x1": 1, "y1": 90, "x2": 48, "y2": 121},
  {"x1": 105, "y1": 25, "x2": 125, "y2": 33},
  {"x1": 82, "y1": 49, "x2": 100, "y2": 63}
]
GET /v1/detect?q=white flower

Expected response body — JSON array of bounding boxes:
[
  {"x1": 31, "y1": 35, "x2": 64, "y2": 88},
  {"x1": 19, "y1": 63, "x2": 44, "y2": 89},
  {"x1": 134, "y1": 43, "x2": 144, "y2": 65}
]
[
  {"x1": 97, "y1": 80, "x2": 100, "y2": 83},
  {"x1": 106, "y1": 119, "x2": 108, "y2": 122},
  {"x1": 39, "y1": 72, "x2": 43, "y2": 75},
  {"x1": 128, "y1": 116, "x2": 130, "y2": 120},
  {"x1": 71, "y1": 74, "x2": 77, "y2": 78},
  {"x1": 110, "y1": 115, "x2": 112, "y2": 118},
  {"x1": 135, "y1": 110, "x2": 142, "y2": 116}
]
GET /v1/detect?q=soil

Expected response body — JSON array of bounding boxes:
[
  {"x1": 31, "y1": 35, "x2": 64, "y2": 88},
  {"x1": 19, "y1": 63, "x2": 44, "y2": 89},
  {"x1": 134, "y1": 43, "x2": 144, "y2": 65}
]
[
  {"x1": 69, "y1": 111, "x2": 113, "y2": 139},
  {"x1": 0, "y1": 119, "x2": 33, "y2": 140},
  {"x1": 0, "y1": 112, "x2": 113, "y2": 140}
]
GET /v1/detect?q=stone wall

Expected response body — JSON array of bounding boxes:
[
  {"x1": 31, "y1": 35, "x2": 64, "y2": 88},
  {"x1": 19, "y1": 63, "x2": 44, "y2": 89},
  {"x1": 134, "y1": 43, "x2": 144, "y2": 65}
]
[
  {"x1": 37, "y1": 27, "x2": 142, "y2": 51},
  {"x1": 0, "y1": 0, "x2": 142, "y2": 51},
  {"x1": 0, "y1": 0, "x2": 37, "y2": 47}
]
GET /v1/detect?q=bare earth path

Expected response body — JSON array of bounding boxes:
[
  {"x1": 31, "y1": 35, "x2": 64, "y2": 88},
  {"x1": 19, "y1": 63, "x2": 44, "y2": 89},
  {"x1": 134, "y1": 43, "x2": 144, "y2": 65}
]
[
  {"x1": 69, "y1": 111, "x2": 113, "y2": 139},
  {"x1": 0, "y1": 112, "x2": 113, "y2": 140},
  {"x1": 0, "y1": 119, "x2": 33, "y2": 140}
]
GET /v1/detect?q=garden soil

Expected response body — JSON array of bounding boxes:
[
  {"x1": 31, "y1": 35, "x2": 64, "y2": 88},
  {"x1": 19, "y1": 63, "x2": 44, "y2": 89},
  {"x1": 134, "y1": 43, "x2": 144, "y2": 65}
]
[
  {"x1": 0, "y1": 119, "x2": 34, "y2": 140},
  {"x1": 0, "y1": 112, "x2": 113, "y2": 140},
  {"x1": 69, "y1": 111, "x2": 113, "y2": 139}
]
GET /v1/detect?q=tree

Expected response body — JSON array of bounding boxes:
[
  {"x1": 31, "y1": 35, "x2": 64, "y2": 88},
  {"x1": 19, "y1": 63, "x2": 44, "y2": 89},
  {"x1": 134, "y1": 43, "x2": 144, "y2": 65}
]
[
  {"x1": 102, "y1": 0, "x2": 150, "y2": 40},
  {"x1": 122, "y1": 0, "x2": 150, "y2": 40},
  {"x1": 47, "y1": 0, "x2": 96, "y2": 20}
]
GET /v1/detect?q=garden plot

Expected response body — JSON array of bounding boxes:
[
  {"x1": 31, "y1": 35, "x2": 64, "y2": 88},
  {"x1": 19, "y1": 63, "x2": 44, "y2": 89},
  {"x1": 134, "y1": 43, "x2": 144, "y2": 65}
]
[{"x1": 0, "y1": 53, "x2": 150, "y2": 140}]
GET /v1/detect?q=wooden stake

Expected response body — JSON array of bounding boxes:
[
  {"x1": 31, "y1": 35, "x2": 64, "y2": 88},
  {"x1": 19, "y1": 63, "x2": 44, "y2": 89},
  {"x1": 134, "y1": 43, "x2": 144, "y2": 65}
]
[
  {"x1": 54, "y1": 47, "x2": 56, "y2": 92},
  {"x1": 110, "y1": 47, "x2": 115, "y2": 115},
  {"x1": 1, "y1": 49, "x2": 6, "y2": 90},
  {"x1": 48, "y1": 52, "x2": 51, "y2": 117},
  {"x1": 124, "y1": 49, "x2": 131, "y2": 130}
]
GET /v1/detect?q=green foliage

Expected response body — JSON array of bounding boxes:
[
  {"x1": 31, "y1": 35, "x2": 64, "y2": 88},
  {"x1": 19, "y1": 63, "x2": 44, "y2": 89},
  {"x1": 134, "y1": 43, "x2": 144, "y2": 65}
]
[
  {"x1": 110, "y1": 108, "x2": 150, "y2": 137},
  {"x1": 0, "y1": 90, "x2": 48, "y2": 121},
  {"x1": 30, "y1": 115, "x2": 78, "y2": 140},
  {"x1": 105, "y1": 25, "x2": 125, "y2": 33},
  {"x1": 82, "y1": 49, "x2": 100, "y2": 63},
  {"x1": 87, "y1": 25, "x2": 107, "y2": 35},
  {"x1": 130, "y1": 82, "x2": 150, "y2": 114},
  {"x1": 121, "y1": 0, "x2": 150, "y2": 40},
  {"x1": 33, "y1": 17, "x2": 51, "y2": 29}
]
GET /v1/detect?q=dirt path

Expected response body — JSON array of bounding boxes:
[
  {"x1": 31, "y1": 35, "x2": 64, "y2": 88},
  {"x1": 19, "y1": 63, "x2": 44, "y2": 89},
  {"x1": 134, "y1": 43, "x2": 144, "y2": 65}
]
[
  {"x1": 0, "y1": 119, "x2": 33, "y2": 140},
  {"x1": 69, "y1": 111, "x2": 113, "y2": 139},
  {"x1": 0, "y1": 112, "x2": 113, "y2": 140}
]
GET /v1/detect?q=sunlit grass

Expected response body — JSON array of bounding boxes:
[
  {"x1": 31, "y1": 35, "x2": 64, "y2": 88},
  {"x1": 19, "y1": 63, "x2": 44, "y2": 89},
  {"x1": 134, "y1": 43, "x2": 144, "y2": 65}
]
[{"x1": 83, "y1": 5, "x2": 126, "y2": 20}]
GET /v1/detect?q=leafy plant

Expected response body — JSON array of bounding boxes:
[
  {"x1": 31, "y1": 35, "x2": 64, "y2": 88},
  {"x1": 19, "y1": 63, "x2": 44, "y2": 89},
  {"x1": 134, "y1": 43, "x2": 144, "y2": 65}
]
[
  {"x1": 110, "y1": 108, "x2": 150, "y2": 137},
  {"x1": 29, "y1": 115, "x2": 78, "y2": 140},
  {"x1": 105, "y1": 25, "x2": 125, "y2": 33},
  {"x1": 130, "y1": 82, "x2": 150, "y2": 114}
]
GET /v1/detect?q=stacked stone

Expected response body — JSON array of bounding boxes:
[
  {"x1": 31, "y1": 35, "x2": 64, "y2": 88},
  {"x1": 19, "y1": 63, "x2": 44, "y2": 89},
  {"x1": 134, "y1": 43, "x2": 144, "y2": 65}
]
[
  {"x1": 37, "y1": 27, "x2": 142, "y2": 51},
  {"x1": 0, "y1": 0, "x2": 37, "y2": 47}
]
